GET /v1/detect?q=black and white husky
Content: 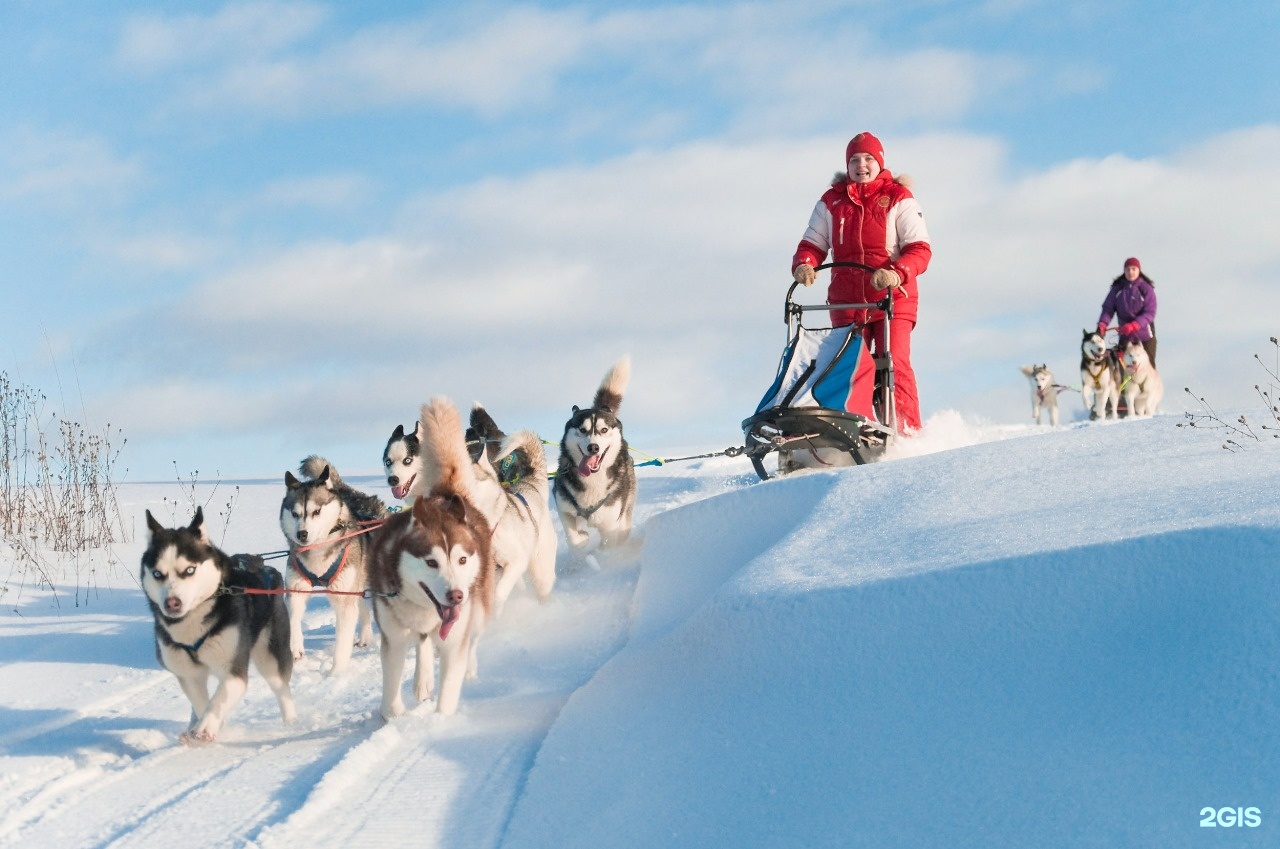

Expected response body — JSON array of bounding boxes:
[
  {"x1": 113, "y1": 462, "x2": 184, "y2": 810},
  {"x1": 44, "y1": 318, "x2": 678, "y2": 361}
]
[
  {"x1": 1019, "y1": 363, "x2": 1060, "y2": 426},
  {"x1": 141, "y1": 507, "x2": 295, "y2": 744},
  {"x1": 382, "y1": 422, "x2": 423, "y2": 502},
  {"x1": 553, "y1": 356, "x2": 636, "y2": 553},
  {"x1": 1080, "y1": 330, "x2": 1122, "y2": 421},
  {"x1": 279, "y1": 456, "x2": 386, "y2": 674}
]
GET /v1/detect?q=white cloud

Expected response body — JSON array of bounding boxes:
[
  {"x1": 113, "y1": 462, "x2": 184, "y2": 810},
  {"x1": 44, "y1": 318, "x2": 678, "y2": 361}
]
[
  {"x1": 257, "y1": 173, "x2": 376, "y2": 209},
  {"x1": 0, "y1": 126, "x2": 142, "y2": 207},
  {"x1": 115, "y1": 1, "x2": 328, "y2": 70},
  {"x1": 113, "y1": 2, "x2": 1014, "y2": 130},
  {"x1": 109, "y1": 232, "x2": 220, "y2": 273}
]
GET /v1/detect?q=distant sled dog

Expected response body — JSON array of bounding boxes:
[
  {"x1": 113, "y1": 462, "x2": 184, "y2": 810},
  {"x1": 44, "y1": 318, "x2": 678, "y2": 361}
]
[
  {"x1": 553, "y1": 356, "x2": 637, "y2": 553},
  {"x1": 1121, "y1": 340, "x2": 1164, "y2": 417},
  {"x1": 142, "y1": 507, "x2": 296, "y2": 744},
  {"x1": 1019, "y1": 363, "x2": 1060, "y2": 426},
  {"x1": 1080, "y1": 330, "x2": 1122, "y2": 421},
  {"x1": 279, "y1": 456, "x2": 386, "y2": 674},
  {"x1": 367, "y1": 397, "x2": 496, "y2": 718}
]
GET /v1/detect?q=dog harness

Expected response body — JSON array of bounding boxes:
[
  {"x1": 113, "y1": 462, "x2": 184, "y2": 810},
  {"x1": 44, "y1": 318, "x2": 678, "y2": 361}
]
[
  {"x1": 164, "y1": 626, "x2": 215, "y2": 662},
  {"x1": 292, "y1": 542, "x2": 351, "y2": 588}
]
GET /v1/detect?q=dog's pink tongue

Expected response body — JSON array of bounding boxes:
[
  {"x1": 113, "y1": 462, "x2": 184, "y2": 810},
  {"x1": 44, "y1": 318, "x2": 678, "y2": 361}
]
[
  {"x1": 578, "y1": 454, "x2": 602, "y2": 476},
  {"x1": 438, "y1": 605, "x2": 460, "y2": 640},
  {"x1": 392, "y1": 475, "x2": 416, "y2": 500}
]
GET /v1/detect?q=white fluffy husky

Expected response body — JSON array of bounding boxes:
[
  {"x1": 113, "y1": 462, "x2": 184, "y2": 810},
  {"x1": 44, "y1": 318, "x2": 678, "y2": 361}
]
[
  {"x1": 553, "y1": 357, "x2": 637, "y2": 553},
  {"x1": 1019, "y1": 363, "x2": 1060, "y2": 426},
  {"x1": 462, "y1": 405, "x2": 557, "y2": 615},
  {"x1": 1121, "y1": 341, "x2": 1164, "y2": 417}
]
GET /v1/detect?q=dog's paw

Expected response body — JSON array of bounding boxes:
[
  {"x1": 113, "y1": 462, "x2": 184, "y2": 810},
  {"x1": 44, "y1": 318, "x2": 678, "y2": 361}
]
[{"x1": 179, "y1": 728, "x2": 217, "y2": 746}]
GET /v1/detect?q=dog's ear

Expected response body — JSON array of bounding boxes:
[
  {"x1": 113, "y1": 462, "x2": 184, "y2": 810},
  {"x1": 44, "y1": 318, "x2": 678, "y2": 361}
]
[
  {"x1": 390, "y1": 423, "x2": 405, "y2": 441},
  {"x1": 412, "y1": 494, "x2": 430, "y2": 526},
  {"x1": 413, "y1": 421, "x2": 424, "y2": 441},
  {"x1": 145, "y1": 509, "x2": 164, "y2": 537},
  {"x1": 440, "y1": 493, "x2": 469, "y2": 524},
  {"x1": 285, "y1": 470, "x2": 302, "y2": 489},
  {"x1": 188, "y1": 505, "x2": 208, "y2": 542},
  {"x1": 317, "y1": 465, "x2": 332, "y2": 487},
  {"x1": 571, "y1": 405, "x2": 580, "y2": 415}
]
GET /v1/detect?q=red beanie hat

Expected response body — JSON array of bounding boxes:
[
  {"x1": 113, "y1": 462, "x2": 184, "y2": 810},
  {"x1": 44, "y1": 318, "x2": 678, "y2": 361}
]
[
  {"x1": 845, "y1": 132, "x2": 885, "y2": 170},
  {"x1": 1124, "y1": 257, "x2": 1141, "y2": 271}
]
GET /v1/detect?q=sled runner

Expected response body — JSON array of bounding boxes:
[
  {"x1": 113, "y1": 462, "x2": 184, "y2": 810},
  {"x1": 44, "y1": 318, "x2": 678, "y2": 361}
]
[{"x1": 741, "y1": 262, "x2": 897, "y2": 480}]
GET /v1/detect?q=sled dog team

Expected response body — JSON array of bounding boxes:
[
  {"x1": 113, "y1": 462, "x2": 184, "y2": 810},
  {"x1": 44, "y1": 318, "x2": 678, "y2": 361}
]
[
  {"x1": 1019, "y1": 330, "x2": 1164, "y2": 426},
  {"x1": 142, "y1": 358, "x2": 636, "y2": 744}
]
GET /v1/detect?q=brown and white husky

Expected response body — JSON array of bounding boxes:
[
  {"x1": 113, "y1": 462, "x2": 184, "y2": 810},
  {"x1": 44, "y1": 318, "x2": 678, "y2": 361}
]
[{"x1": 367, "y1": 397, "x2": 496, "y2": 718}]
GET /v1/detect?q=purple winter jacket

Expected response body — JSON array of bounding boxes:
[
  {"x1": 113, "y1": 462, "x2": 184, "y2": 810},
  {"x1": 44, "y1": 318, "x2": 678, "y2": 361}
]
[{"x1": 1098, "y1": 274, "x2": 1157, "y2": 343}]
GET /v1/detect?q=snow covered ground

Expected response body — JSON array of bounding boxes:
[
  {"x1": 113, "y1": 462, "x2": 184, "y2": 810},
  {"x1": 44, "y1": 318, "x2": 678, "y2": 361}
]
[{"x1": 2, "y1": 411, "x2": 1278, "y2": 848}]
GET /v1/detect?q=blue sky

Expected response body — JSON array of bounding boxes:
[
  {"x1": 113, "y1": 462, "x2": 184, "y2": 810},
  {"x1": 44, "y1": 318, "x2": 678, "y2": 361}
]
[{"x1": 3, "y1": 1, "x2": 1278, "y2": 481}]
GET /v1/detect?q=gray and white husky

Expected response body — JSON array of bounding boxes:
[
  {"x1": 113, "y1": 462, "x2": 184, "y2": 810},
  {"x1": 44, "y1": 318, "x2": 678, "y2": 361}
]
[
  {"x1": 1080, "y1": 330, "x2": 1122, "y2": 421},
  {"x1": 367, "y1": 397, "x2": 496, "y2": 718},
  {"x1": 554, "y1": 356, "x2": 636, "y2": 553},
  {"x1": 1121, "y1": 340, "x2": 1164, "y2": 417},
  {"x1": 1019, "y1": 363, "x2": 1060, "y2": 426},
  {"x1": 142, "y1": 507, "x2": 295, "y2": 744},
  {"x1": 279, "y1": 456, "x2": 386, "y2": 674}
]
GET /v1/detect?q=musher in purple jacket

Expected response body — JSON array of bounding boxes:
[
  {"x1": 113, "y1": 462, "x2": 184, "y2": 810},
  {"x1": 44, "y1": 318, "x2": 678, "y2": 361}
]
[{"x1": 1097, "y1": 257, "x2": 1157, "y2": 366}]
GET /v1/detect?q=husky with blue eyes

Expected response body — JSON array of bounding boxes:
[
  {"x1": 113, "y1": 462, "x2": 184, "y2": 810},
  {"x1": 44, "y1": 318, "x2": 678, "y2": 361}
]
[
  {"x1": 553, "y1": 356, "x2": 636, "y2": 554},
  {"x1": 141, "y1": 507, "x2": 295, "y2": 745}
]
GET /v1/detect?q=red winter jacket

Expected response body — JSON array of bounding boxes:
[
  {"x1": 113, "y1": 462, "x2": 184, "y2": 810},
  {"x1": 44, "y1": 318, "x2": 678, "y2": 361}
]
[{"x1": 791, "y1": 169, "x2": 932, "y2": 326}]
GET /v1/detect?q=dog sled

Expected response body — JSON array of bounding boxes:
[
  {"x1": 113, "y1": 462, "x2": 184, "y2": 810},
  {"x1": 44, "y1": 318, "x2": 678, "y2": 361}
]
[{"x1": 741, "y1": 262, "x2": 897, "y2": 480}]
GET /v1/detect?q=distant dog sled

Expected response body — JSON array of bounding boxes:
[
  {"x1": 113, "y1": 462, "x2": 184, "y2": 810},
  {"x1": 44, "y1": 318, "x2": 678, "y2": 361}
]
[{"x1": 741, "y1": 262, "x2": 897, "y2": 480}]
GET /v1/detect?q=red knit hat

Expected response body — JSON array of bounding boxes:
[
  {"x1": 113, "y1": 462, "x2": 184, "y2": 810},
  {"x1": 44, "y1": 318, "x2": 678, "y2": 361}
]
[
  {"x1": 845, "y1": 132, "x2": 885, "y2": 170},
  {"x1": 1124, "y1": 257, "x2": 1141, "y2": 271}
]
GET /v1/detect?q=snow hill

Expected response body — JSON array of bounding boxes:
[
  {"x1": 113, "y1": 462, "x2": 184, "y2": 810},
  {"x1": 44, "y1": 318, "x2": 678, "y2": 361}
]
[{"x1": 1, "y1": 413, "x2": 1277, "y2": 848}]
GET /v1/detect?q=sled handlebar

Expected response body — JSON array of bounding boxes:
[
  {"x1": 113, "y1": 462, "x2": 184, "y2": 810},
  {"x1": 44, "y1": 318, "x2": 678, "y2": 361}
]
[{"x1": 785, "y1": 261, "x2": 893, "y2": 326}]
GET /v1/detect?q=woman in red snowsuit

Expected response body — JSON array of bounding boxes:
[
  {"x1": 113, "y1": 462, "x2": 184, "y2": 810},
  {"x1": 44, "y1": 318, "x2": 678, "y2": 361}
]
[{"x1": 791, "y1": 132, "x2": 932, "y2": 432}]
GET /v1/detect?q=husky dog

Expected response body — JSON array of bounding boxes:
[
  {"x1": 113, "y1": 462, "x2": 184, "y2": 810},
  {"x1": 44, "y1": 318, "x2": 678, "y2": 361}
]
[
  {"x1": 367, "y1": 397, "x2": 496, "y2": 718},
  {"x1": 383, "y1": 422, "x2": 423, "y2": 502},
  {"x1": 466, "y1": 404, "x2": 539, "y2": 487},
  {"x1": 385, "y1": 407, "x2": 536, "y2": 506},
  {"x1": 141, "y1": 507, "x2": 295, "y2": 744},
  {"x1": 554, "y1": 357, "x2": 637, "y2": 553},
  {"x1": 1019, "y1": 364, "x2": 1060, "y2": 426},
  {"x1": 1121, "y1": 341, "x2": 1164, "y2": 417},
  {"x1": 279, "y1": 456, "x2": 386, "y2": 674},
  {"x1": 1080, "y1": 330, "x2": 1122, "y2": 421},
  {"x1": 464, "y1": 404, "x2": 556, "y2": 614}
]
